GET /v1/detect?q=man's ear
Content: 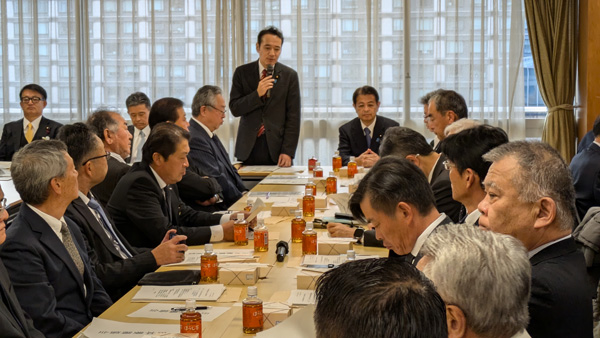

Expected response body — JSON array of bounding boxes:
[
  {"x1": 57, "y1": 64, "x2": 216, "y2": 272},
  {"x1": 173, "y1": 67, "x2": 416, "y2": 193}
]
[
  {"x1": 405, "y1": 154, "x2": 419, "y2": 166},
  {"x1": 463, "y1": 168, "x2": 480, "y2": 190},
  {"x1": 103, "y1": 129, "x2": 113, "y2": 145},
  {"x1": 447, "y1": 111, "x2": 459, "y2": 122},
  {"x1": 446, "y1": 304, "x2": 467, "y2": 338},
  {"x1": 152, "y1": 152, "x2": 165, "y2": 167},
  {"x1": 532, "y1": 197, "x2": 556, "y2": 229}
]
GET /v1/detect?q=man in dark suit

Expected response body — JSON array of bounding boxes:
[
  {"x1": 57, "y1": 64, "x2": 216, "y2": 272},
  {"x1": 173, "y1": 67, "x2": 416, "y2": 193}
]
[
  {"x1": 337, "y1": 86, "x2": 399, "y2": 167},
  {"x1": 0, "y1": 140, "x2": 112, "y2": 338},
  {"x1": 0, "y1": 83, "x2": 62, "y2": 161},
  {"x1": 440, "y1": 125, "x2": 508, "y2": 226},
  {"x1": 59, "y1": 123, "x2": 187, "y2": 301},
  {"x1": 425, "y1": 89, "x2": 468, "y2": 152},
  {"x1": 230, "y1": 26, "x2": 300, "y2": 167},
  {"x1": 126, "y1": 92, "x2": 151, "y2": 163},
  {"x1": 479, "y1": 141, "x2": 593, "y2": 338},
  {"x1": 419, "y1": 89, "x2": 444, "y2": 152},
  {"x1": 570, "y1": 117, "x2": 600, "y2": 221},
  {"x1": 88, "y1": 109, "x2": 132, "y2": 206},
  {"x1": 107, "y1": 123, "x2": 235, "y2": 248},
  {"x1": 189, "y1": 85, "x2": 248, "y2": 208}
]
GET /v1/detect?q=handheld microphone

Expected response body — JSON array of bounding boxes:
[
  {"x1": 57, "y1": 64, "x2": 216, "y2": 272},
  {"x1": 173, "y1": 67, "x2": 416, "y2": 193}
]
[
  {"x1": 266, "y1": 64, "x2": 274, "y2": 98},
  {"x1": 275, "y1": 240, "x2": 289, "y2": 262}
]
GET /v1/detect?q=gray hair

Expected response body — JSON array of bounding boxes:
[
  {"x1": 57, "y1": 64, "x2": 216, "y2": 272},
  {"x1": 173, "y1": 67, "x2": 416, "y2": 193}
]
[
  {"x1": 11, "y1": 140, "x2": 68, "y2": 205},
  {"x1": 191, "y1": 85, "x2": 222, "y2": 118},
  {"x1": 483, "y1": 141, "x2": 576, "y2": 231},
  {"x1": 87, "y1": 108, "x2": 120, "y2": 141},
  {"x1": 444, "y1": 118, "x2": 481, "y2": 136},
  {"x1": 125, "y1": 92, "x2": 151, "y2": 109},
  {"x1": 421, "y1": 224, "x2": 531, "y2": 338},
  {"x1": 419, "y1": 89, "x2": 444, "y2": 105}
]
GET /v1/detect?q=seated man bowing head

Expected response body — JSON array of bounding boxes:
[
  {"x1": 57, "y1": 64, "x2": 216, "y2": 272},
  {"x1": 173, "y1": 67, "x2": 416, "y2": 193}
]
[{"x1": 107, "y1": 122, "x2": 235, "y2": 248}]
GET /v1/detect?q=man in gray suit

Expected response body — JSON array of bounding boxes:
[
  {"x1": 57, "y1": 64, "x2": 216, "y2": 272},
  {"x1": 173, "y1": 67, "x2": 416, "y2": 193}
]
[{"x1": 229, "y1": 26, "x2": 301, "y2": 167}]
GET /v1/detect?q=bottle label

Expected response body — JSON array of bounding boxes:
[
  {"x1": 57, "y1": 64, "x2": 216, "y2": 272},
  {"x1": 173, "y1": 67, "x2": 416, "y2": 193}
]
[
  {"x1": 234, "y1": 225, "x2": 247, "y2": 241},
  {"x1": 201, "y1": 259, "x2": 218, "y2": 278},
  {"x1": 303, "y1": 235, "x2": 317, "y2": 254},
  {"x1": 181, "y1": 321, "x2": 202, "y2": 334},
  {"x1": 243, "y1": 304, "x2": 263, "y2": 328}
]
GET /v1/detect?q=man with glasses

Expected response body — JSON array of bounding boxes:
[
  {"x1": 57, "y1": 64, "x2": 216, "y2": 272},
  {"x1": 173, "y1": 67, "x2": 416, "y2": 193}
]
[
  {"x1": 189, "y1": 85, "x2": 247, "y2": 208},
  {"x1": 0, "y1": 83, "x2": 63, "y2": 161},
  {"x1": 425, "y1": 89, "x2": 468, "y2": 151}
]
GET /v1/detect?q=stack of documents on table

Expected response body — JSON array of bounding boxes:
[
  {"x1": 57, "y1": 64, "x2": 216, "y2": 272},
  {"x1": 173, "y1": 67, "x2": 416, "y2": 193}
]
[
  {"x1": 81, "y1": 318, "x2": 180, "y2": 338},
  {"x1": 128, "y1": 303, "x2": 230, "y2": 322},
  {"x1": 132, "y1": 285, "x2": 225, "y2": 302},
  {"x1": 260, "y1": 175, "x2": 311, "y2": 185},
  {"x1": 238, "y1": 165, "x2": 280, "y2": 173},
  {"x1": 286, "y1": 290, "x2": 316, "y2": 306},
  {"x1": 165, "y1": 249, "x2": 256, "y2": 266}
]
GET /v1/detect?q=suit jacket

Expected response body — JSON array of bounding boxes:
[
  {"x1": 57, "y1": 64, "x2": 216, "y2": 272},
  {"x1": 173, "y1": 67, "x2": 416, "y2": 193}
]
[
  {"x1": 577, "y1": 130, "x2": 594, "y2": 154},
  {"x1": 107, "y1": 162, "x2": 221, "y2": 248},
  {"x1": 431, "y1": 154, "x2": 463, "y2": 223},
  {"x1": 188, "y1": 119, "x2": 246, "y2": 207},
  {"x1": 0, "y1": 117, "x2": 62, "y2": 161},
  {"x1": 337, "y1": 116, "x2": 399, "y2": 165},
  {"x1": 178, "y1": 165, "x2": 225, "y2": 211},
  {"x1": 65, "y1": 197, "x2": 158, "y2": 301},
  {"x1": 91, "y1": 156, "x2": 130, "y2": 207},
  {"x1": 0, "y1": 204, "x2": 112, "y2": 338},
  {"x1": 126, "y1": 125, "x2": 135, "y2": 163},
  {"x1": 230, "y1": 60, "x2": 301, "y2": 163},
  {"x1": 0, "y1": 258, "x2": 44, "y2": 338},
  {"x1": 570, "y1": 143, "x2": 600, "y2": 221},
  {"x1": 527, "y1": 237, "x2": 593, "y2": 338}
]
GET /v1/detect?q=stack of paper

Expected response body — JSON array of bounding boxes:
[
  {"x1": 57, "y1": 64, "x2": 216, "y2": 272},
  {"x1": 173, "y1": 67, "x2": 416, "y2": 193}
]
[
  {"x1": 165, "y1": 249, "x2": 256, "y2": 266},
  {"x1": 131, "y1": 285, "x2": 225, "y2": 302}
]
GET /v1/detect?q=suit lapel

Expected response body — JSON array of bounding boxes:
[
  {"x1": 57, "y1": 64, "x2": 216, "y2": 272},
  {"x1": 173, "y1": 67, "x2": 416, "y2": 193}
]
[
  {"x1": 371, "y1": 118, "x2": 386, "y2": 150},
  {"x1": 33, "y1": 117, "x2": 49, "y2": 140},
  {"x1": 72, "y1": 198, "x2": 123, "y2": 258},
  {"x1": 430, "y1": 154, "x2": 447, "y2": 183}
]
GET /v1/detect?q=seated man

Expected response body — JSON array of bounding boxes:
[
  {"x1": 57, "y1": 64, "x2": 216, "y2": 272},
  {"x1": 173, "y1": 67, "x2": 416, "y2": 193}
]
[
  {"x1": 419, "y1": 224, "x2": 531, "y2": 338},
  {"x1": 188, "y1": 85, "x2": 248, "y2": 208},
  {"x1": 440, "y1": 125, "x2": 508, "y2": 226},
  {"x1": 419, "y1": 89, "x2": 443, "y2": 150},
  {"x1": 149, "y1": 97, "x2": 225, "y2": 211},
  {"x1": 479, "y1": 141, "x2": 593, "y2": 337},
  {"x1": 60, "y1": 123, "x2": 187, "y2": 301},
  {"x1": 0, "y1": 83, "x2": 62, "y2": 160},
  {"x1": 570, "y1": 116, "x2": 600, "y2": 221},
  {"x1": 337, "y1": 86, "x2": 399, "y2": 167},
  {"x1": 314, "y1": 258, "x2": 447, "y2": 338},
  {"x1": 425, "y1": 89, "x2": 468, "y2": 151},
  {"x1": 88, "y1": 108, "x2": 132, "y2": 206},
  {"x1": 126, "y1": 92, "x2": 152, "y2": 163},
  {"x1": 107, "y1": 123, "x2": 235, "y2": 248},
  {"x1": 0, "y1": 140, "x2": 112, "y2": 338}
]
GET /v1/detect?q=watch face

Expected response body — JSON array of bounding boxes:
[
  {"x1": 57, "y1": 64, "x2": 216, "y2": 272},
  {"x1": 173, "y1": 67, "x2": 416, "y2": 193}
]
[{"x1": 354, "y1": 228, "x2": 364, "y2": 239}]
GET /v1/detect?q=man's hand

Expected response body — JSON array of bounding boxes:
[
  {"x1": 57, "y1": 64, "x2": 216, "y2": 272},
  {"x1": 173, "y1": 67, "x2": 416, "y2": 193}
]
[
  {"x1": 357, "y1": 149, "x2": 380, "y2": 168},
  {"x1": 152, "y1": 232, "x2": 188, "y2": 265},
  {"x1": 197, "y1": 196, "x2": 218, "y2": 206},
  {"x1": 257, "y1": 75, "x2": 274, "y2": 97},
  {"x1": 278, "y1": 154, "x2": 292, "y2": 167},
  {"x1": 222, "y1": 220, "x2": 235, "y2": 241},
  {"x1": 327, "y1": 222, "x2": 355, "y2": 238}
]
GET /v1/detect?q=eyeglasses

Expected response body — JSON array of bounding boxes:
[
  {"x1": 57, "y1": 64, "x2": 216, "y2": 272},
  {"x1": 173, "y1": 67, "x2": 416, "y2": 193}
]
[
  {"x1": 21, "y1": 96, "x2": 44, "y2": 104},
  {"x1": 206, "y1": 105, "x2": 228, "y2": 115},
  {"x1": 0, "y1": 197, "x2": 7, "y2": 214},
  {"x1": 82, "y1": 152, "x2": 110, "y2": 166},
  {"x1": 443, "y1": 160, "x2": 456, "y2": 171}
]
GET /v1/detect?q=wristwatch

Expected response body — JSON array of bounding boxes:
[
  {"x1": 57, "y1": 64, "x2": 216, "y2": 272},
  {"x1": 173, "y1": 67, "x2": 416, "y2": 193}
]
[{"x1": 353, "y1": 227, "x2": 365, "y2": 243}]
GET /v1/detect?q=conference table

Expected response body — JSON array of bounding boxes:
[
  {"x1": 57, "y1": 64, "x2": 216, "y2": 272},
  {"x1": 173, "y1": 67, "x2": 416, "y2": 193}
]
[{"x1": 91, "y1": 165, "x2": 387, "y2": 337}]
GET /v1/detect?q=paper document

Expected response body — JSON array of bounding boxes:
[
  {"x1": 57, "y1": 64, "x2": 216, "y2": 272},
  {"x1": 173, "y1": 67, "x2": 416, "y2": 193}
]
[
  {"x1": 238, "y1": 165, "x2": 279, "y2": 173},
  {"x1": 80, "y1": 318, "x2": 180, "y2": 338},
  {"x1": 127, "y1": 303, "x2": 230, "y2": 322},
  {"x1": 286, "y1": 290, "x2": 317, "y2": 305},
  {"x1": 273, "y1": 166, "x2": 306, "y2": 174},
  {"x1": 301, "y1": 254, "x2": 380, "y2": 266},
  {"x1": 166, "y1": 249, "x2": 255, "y2": 266},
  {"x1": 132, "y1": 285, "x2": 225, "y2": 302},
  {"x1": 260, "y1": 175, "x2": 311, "y2": 185},
  {"x1": 326, "y1": 193, "x2": 352, "y2": 214},
  {"x1": 256, "y1": 305, "x2": 316, "y2": 338},
  {"x1": 246, "y1": 198, "x2": 266, "y2": 222}
]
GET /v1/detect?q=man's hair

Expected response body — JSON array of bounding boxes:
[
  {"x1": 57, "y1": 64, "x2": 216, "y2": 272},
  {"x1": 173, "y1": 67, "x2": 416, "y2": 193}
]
[
  {"x1": 149, "y1": 97, "x2": 184, "y2": 129},
  {"x1": 349, "y1": 156, "x2": 435, "y2": 220},
  {"x1": 421, "y1": 224, "x2": 531, "y2": 338},
  {"x1": 440, "y1": 125, "x2": 508, "y2": 182},
  {"x1": 57, "y1": 123, "x2": 99, "y2": 169},
  {"x1": 314, "y1": 258, "x2": 447, "y2": 338},
  {"x1": 20, "y1": 83, "x2": 48, "y2": 101},
  {"x1": 430, "y1": 90, "x2": 468, "y2": 119},
  {"x1": 483, "y1": 141, "x2": 576, "y2": 230},
  {"x1": 352, "y1": 86, "x2": 379, "y2": 105},
  {"x1": 257, "y1": 26, "x2": 284, "y2": 46},
  {"x1": 126, "y1": 92, "x2": 151, "y2": 110},
  {"x1": 87, "y1": 108, "x2": 119, "y2": 141},
  {"x1": 11, "y1": 140, "x2": 67, "y2": 205},
  {"x1": 593, "y1": 115, "x2": 600, "y2": 138},
  {"x1": 142, "y1": 122, "x2": 190, "y2": 164},
  {"x1": 379, "y1": 126, "x2": 433, "y2": 158},
  {"x1": 418, "y1": 89, "x2": 444, "y2": 105},
  {"x1": 191, "y1": 85, "x2": 222, "y2": 118},
  {"x1": 444, "y1": 118, "x2": 482, "y2": 136}
]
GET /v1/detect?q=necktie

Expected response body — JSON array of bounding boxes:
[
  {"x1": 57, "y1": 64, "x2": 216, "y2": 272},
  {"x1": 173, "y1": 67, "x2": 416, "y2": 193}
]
[
  {"x1": 60, "y1": 222, "x2": 85, "y2": 277},
  {"x1": 364, "y1": 127, "x2": 372, "y2": 148},
  {"x1": 134, "y1": 130, "x2": 145, "y2": 162},
  {"x1": 164, "y1": 186, "x2": 173, "y2": 225},
  {"x1": 25, "y1": 123, "x2": 33, "y2": 143},
  {"x1": 88, "y1": 197, "x2": 133, "y2": 258},
  {"x1": 257, "y1": 69, "x2": 267, "y2": 137}
]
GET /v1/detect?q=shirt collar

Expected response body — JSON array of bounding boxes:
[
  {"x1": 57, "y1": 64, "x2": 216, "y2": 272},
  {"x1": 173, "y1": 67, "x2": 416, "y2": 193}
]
[
  {"x1": 149, "y1": 166, "x2": 167, "y2": 190},
  {"x1": 528, "y1": 234, "x2": 571, "y2": 259},
  {"x1": 78, "y1": 190, "x2": 90, "y2": 204},
  {"x1": 360, "y1": 117, "x2": 377, "y2": 136},
  {"x1": 593, "y1": 140, "x2": 600, "y2": 148},
  {"x1": 136, "y1": 125, "x2": 151, "y2": 137},
  {"x1": 427, "y1": 155, "x2": 441, "y2": 184},
  {"x1": 23, "y1": 115, "x2": 42, "y2": 131},
  {"x1": 191, "y1": 116, "x2": 213, "y2": 138},
  {"x1": 411, "y1": 213, "x2": 447, "y2": 258},
  {"x1": 27, "y1": 203, "x2": 66, "y2": 241},
  {"x1": 465, "y1": 209, "x2": 481, "y2": 227},
  {"x1": 109, "y1": 152, "x2": 126, "y2": 164},
  {"x1": 258, "y1": 61, "x2": 275, "y2": 77}
]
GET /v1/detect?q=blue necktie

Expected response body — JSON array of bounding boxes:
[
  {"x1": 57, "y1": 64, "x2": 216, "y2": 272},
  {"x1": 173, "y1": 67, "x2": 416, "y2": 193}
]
[
  {"x1": 365, "y1": 127, "x2": 372, "y2": 148},
  {"x1": 134, "y1": 130, "x2": 145, "y2": 162},
  {"x1": 88, "y1": 197, "x2": 133, "y2": 258}
]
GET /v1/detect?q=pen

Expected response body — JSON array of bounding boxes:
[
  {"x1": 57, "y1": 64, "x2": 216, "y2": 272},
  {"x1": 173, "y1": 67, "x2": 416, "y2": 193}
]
[{"x1": 170, "y1": 306, "x2": 210, "y2": 312}]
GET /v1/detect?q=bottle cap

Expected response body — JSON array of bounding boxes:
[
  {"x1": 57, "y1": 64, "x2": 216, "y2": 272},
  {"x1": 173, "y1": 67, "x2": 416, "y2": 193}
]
[
  {"x1": 346, "y1": 250, "x2": 356, "y2": 260},
  {"x1": 316, "y1": 162, "x2": 321, "y2": 166},
  {"x1": 237, "y1": 213, "x2": 245, "y2": 221},
  {"x1": 295, "y1": 209, "x2": 302, "y2": 217},
  {"x1": 246, "y1": 198, "x2": 255, "y2": 205},
  {"x1": 306, "y1": 221, "x2": 314, "y2": 230},
  {"x1": 305, "y1": 188, "x2": 313, "y2": 196},
  {"x1": 186, "y1": 299, "x2": 196, "y2": 309},
  {"x1": 349, "y1": 156, "x2": 356, "y2": 161},
  {"x1": 334, "y1": 150, "x2": 339, "y2": 155},
  {"x1": 329, "y1": 172, "x2": 336, "y2": 177},
  {"x1": 205, "y1": 243, "x2": 213, "y2": 253},
  {"x1": 247, "y1": 286, "x2": 258, "y2": 296}
]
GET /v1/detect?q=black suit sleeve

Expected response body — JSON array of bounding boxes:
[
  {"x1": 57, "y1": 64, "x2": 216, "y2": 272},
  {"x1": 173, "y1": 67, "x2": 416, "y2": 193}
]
[
  {"x1": 338, "y1": 124, "x2": 353, "y2": 166},
  {"x1": 177, "y1": 166, "x2": 222, "y2": 203},
  {"x1": 280, "y1": 70, "x2": 301, "y2": 158},
  {"x1": 0, "y1": 124, "x2": 12, "y2": 161},
  {"x1": 229, "y1": 66, "x2": 264, "y2": 118}
]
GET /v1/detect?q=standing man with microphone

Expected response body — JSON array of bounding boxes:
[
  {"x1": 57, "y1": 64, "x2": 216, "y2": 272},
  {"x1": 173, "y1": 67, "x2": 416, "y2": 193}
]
[{"x1": 230, "y1": 26, "x2": 301, "y2": 167}]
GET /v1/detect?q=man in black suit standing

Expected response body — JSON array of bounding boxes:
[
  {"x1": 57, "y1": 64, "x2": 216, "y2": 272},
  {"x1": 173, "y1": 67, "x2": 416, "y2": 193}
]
[
  {"x1": 337, "y1": 86, "x2": 399, "y2": 167},
  {"x1": 570, "y1": 116, "x2": 600, "y2": 221},
  {"x1": 126, "y1": 92, "x2": 151, "y2": 163},
  {"x1": 0, "y1": 83, "x2": 62, "y2": 161},
  {"x1": 0, "y1": 140, "x2": 112, "y2": 338},
  {"x1": 59, "y1": 123, "x2": 187, "y2": 301},
  {"x1": 88, "y1": 109, "x2": 132, "y2": 206},
  {"x1": 230, "y1": 26, "x2": 300, "y2": 167},
  {"x1": 479, "y1": 141, "x2": 593, "y2": 338},
  {"x1": 189, "y1": 85, "x2": 247, "y2": 208}
]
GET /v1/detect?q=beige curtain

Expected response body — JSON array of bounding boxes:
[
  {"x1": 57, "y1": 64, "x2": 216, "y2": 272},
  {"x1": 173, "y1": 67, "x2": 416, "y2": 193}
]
[{"x1": 524, "y1": 0, "x2": 578, "y2": 162}]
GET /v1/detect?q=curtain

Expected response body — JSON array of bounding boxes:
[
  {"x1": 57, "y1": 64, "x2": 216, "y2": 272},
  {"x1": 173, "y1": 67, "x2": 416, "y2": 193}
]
[{"x1": 524, "y1": 0, "x2": 577, "y2": 162}]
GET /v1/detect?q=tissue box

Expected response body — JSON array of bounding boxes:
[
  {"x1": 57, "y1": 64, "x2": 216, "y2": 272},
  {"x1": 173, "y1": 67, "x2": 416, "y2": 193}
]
[
  {"x1": 296, "y1": 196, "x2": 328, "y2": 209},
  {"x1": 318, "y1": 241, "x2": 354, "y2": 255},
  {"x1": 263, "y1": 304, "x2": 292, "y2": 329},
  {"x1": 219, "y1": 266, "x2": 258, "y2": 285},
  {"x1": 297, "y1": 270, "x2": 323, "y2": 290},
  {"x1": 313, "y1": 177, "x2": 327, "y2": 189},
  {"x1": 270, "y1": 203, "x2": 299, "y2": 216}
]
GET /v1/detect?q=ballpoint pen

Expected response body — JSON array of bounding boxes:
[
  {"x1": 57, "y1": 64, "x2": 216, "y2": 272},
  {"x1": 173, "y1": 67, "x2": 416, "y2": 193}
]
[{"x1": 170, "y1": 306, "x2": 210, "y2": 312}]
